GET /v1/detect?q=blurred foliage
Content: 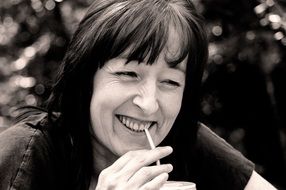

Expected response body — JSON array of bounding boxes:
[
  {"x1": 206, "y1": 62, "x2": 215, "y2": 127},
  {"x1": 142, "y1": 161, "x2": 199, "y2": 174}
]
[
  {"x1": 199, "y1": 0, "x2": 286, "y2": 188},
  {"x1": 0, "y1": 0, "x2": 286, "y2": 189},
  {"x1": 0, "y1": 0, "x2": 89, "y2": 125}
]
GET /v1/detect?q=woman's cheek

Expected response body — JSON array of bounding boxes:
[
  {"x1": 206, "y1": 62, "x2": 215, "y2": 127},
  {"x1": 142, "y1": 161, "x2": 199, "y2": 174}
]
[{"x1": 162, "y1": 91, "x2": 183, "y2": 114}]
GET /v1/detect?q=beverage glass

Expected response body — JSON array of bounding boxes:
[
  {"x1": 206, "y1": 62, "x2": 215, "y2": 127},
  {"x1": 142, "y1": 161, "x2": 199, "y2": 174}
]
[{"x1": 160, "y1": 181, "x2": 196, "y2": 190}]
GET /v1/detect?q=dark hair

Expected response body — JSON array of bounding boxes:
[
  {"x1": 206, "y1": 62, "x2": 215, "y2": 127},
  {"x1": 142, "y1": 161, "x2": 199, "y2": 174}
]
[{"x1": 47, "y1": 0, "x2": 208, "y2": 189}]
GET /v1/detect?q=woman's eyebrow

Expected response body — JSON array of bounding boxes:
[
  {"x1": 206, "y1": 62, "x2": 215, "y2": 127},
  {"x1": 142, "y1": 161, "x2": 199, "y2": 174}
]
[
  {"x1": 165, "y1": 55, "x2": 187, "y2": 74},
  {"x1": 167, "y1": 61, "x2": 186, "y2": 74},
  {"x1": 172, "y1": 66, "x2": 186, "y2": 75}
]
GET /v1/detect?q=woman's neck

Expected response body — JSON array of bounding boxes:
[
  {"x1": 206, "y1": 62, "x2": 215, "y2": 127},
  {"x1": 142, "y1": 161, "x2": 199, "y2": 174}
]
[{"x1": 90, "y1": 135, "x2": 118, "y2": 181}]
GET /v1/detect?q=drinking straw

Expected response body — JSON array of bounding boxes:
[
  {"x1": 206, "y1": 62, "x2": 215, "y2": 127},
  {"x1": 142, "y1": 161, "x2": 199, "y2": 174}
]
[{"x1": 144, "y1": 128, "x2": 160, "y2": 166}]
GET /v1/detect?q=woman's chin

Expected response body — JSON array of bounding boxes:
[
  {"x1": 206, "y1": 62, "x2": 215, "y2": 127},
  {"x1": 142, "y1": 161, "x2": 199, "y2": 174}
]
[{"x1": 114, "y1": 143, "x2": 150, "y2": 156}]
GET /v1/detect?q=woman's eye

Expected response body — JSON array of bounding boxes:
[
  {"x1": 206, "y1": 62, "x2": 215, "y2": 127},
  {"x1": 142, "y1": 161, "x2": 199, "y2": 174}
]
[
  {"x1": 162, "y1": 80, "x2": 181, "y2": 87},
  {"x1": 114, "y1": 71, "x2": 138, "y2": 78}
]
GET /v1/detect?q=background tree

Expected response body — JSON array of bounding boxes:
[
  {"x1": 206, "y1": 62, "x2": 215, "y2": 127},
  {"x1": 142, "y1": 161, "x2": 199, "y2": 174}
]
[{"x1": 199, "y1": 0, "x2": 286, "y2": 188}]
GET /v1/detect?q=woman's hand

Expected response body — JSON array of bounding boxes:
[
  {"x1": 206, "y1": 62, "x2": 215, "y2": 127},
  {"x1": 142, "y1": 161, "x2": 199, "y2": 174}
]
[{"x1": 96, "y1": 146, "x2": 173, "y2": 190}]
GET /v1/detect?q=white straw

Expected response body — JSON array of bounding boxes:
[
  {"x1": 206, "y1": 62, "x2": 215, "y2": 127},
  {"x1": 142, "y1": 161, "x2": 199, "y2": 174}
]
[{"x1": 144, "y1": 128, "x2": 160, "y2": 165}]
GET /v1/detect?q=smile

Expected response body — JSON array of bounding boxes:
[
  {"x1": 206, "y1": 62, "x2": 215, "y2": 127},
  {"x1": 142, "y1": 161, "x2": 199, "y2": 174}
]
[{"x1": 116, "y1": 115, "x2": 157, "y2": 133}]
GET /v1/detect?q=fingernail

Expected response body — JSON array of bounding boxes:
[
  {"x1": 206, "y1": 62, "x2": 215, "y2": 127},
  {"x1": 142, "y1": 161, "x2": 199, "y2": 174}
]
[
  {"x1": 165, "y1": 164, "x2": 173, "y2": 172},
  {"x1": 165, "y1": 146, "x2": 173, "y2": 152},
  {"x1": 158, "y1": 146, "x2": 173, "y2": 153},
  {"x1": 163, "y1": 172, "x2": 169, "y2": 180}
]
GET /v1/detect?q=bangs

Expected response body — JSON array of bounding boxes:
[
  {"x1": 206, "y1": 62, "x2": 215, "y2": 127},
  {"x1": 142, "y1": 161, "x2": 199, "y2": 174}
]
[{"x1": 90, "y1": 0, "x2": 193, "y2": 67}]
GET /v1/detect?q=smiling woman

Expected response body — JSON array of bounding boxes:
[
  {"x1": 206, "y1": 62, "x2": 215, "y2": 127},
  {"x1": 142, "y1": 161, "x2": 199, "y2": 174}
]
[
  {"x1": 90, "y1": 50, "x2": 186, "y2": 155},
  {"x1": 0, "y1": 0, "x2": 277, "y2": 190}
]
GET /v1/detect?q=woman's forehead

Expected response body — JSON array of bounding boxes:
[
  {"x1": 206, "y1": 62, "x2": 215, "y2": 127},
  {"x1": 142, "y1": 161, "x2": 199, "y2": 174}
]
[
  {"x1": 117, "y1": 25, "x2": 188, "y2": 65},
  {"x1": 164, "y1": 26, "x2": 185, "y2": 60}
]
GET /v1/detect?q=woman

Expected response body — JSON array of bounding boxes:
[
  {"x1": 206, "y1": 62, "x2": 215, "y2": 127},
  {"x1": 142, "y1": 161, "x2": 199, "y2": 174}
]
[{"x1": 0, "y1": 0, "x2": 277, "y2": 189}]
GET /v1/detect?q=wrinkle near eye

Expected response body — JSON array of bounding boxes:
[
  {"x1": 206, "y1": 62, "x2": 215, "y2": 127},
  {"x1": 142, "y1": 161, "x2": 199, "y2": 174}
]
[
  {"x1": 102, "y1": 58, "x2": 128, "y2": 71},
  {"x1": 102, "y1": 64, "x2": 117, "y2": 73},
  {"x1": 104, "y1": 79, "x2": 121, "y2": 87}
]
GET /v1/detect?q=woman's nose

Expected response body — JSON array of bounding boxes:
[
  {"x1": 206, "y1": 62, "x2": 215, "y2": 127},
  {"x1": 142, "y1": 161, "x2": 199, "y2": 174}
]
[{"x1": 132, "y1": 83, "x2": 159, "y2": 116}]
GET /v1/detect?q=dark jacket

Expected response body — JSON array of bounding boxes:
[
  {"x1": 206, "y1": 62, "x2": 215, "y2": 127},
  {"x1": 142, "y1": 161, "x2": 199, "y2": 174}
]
[{"x1": 0, "y1": 113, "x2": 254, "y2": 190}]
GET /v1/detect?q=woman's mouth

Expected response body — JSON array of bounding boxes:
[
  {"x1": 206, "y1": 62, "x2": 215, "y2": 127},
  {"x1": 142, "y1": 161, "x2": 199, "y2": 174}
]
[{"x1": 116, "y1": 115, "x2": 157, "y2": 133}]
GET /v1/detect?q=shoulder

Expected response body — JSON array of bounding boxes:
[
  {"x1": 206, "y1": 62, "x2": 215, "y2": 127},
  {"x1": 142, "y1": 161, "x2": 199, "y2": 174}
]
[
  {"x1": 0, "y1": 112, "x2": 60, "y2": 190},
  {"x1": 196, "y1": 122, "x2": 238, "y2": 155},
  {"x1": 192, "y1": 123, "x2": 255, "y2": 190},
  {"x1": 245, "y1": 171, "x2": 277, "y2": 190},
  {"x1": 196, "y1": 122, "x2": 250, "y2": 160},
  {"x1": 0, "y1": 112, "x2": 49, "y2": 158},
  {"x1": 0, "y1": 112, "x2": 50, "y2": 158}
]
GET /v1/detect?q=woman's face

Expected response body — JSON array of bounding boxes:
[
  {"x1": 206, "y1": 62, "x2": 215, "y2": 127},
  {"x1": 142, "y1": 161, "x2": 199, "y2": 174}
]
[{"x1": 90, "y1": 31, "x2": 187, "y2": 156}]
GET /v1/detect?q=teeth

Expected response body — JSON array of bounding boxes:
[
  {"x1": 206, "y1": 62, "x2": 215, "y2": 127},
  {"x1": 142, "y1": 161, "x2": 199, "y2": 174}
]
[
  {"x1": 130, "y1": 121, "x2": 134, "y2": 128},
  {"x1": 133, "y1": 123, "x2": 138, "y2": 130},
  {"x1": 117, "y1": 115, "x2": 154, "y2": 132}
]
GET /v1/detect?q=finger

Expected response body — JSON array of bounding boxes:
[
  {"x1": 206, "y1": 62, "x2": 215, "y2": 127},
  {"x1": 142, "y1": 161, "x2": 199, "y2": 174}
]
[
  {"x1": 117, "y1": 146, "x2": 172, "y2": 181},
  {"x1": 123, "y1": 146, "x2": 172, "y2": 172},
  {"x1": 97, "y1": 150, "x2": 142, "y2": 181},
  {"x1": 128, "y1": 164, "x2": 173, "y2": 187},
  {"x1": 139, "y1": 173, "x2": 169, "y2": 190},
  {"x1": 101, "y1": 146, "x2": 172, "y2": 183},
  {"x1": 103, "y1": 151, "x2": 135, "y2": 172},
  {"x1": 103, "y1": 148, "x2": 154, "y2": 173}
]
